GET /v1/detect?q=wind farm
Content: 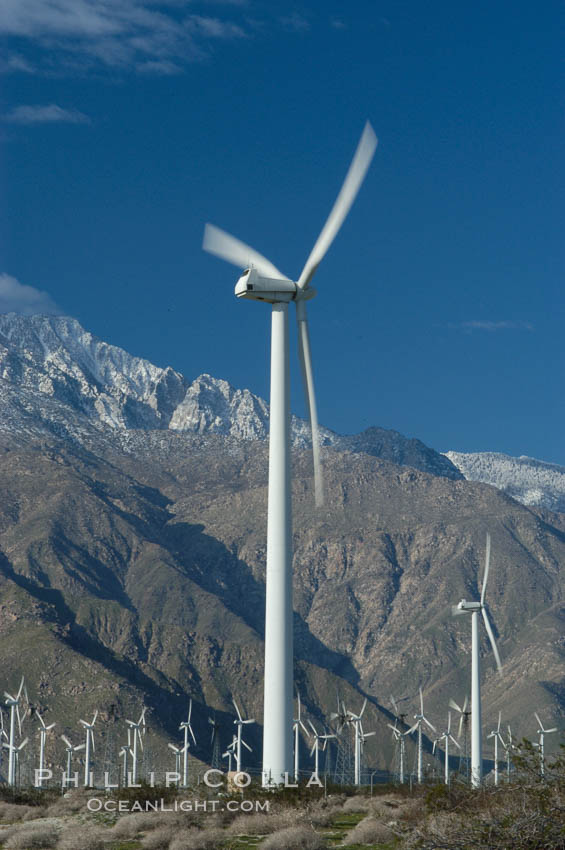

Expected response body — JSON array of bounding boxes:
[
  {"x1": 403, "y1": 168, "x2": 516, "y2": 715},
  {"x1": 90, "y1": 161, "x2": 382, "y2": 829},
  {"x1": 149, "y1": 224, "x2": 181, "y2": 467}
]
[{"x1": 0, "y1": 1, "x2": 562, "y2": 846}]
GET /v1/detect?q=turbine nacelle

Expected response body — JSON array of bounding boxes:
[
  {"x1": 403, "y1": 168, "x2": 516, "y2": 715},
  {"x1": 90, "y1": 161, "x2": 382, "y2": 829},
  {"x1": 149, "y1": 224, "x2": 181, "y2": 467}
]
[
  {"x1": 235, "y1": 269, "x2": 318, "y2": 304},
  {"x1": 453, "y1": 599, "x2": 482, "y2": 615}
]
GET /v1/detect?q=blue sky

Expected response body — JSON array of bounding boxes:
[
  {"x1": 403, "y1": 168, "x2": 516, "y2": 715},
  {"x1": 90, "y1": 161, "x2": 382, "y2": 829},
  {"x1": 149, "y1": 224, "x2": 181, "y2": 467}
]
[{"x1": 0, "y1": 1, "x2": 563, "y2": 463}]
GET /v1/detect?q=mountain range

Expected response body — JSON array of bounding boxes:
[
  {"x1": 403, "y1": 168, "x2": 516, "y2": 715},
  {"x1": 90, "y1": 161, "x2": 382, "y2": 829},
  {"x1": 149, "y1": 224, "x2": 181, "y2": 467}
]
[{"x1": 0, "y1": 313, "x2": 562, "y2": 777}]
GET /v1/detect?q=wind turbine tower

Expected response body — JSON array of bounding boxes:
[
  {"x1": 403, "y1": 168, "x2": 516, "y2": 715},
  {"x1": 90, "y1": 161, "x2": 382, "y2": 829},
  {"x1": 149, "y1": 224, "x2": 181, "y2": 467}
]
[
  {"x1": 36, "y1": 713, "x2": 56, "y2": 788},
  {"x1": 232, "y1": 699, "x2": 254, "y2": 773},
  {"x1": 487, "y1": 712, "x2": 504, "y2": 786},
  {"x1": 410, "y1": 687, "x2": 436, "y2": 784},
  {"x1": 4, "y1": 678, "x2": 26, "y2": 787},
  {"x1": 79, "y1": 711, "x2": 98, "y2": 787},
  {"x1": 293, "y1": 692, "x2": 309, "y2": 782},
  {"x1": 307, "y1": 721, "x2": 335, "y2": 782},
  {"x1": 203, "y1": 123, "x2": 377, "y2": 783},
  {"x1": 434, "y1": 711, "x2": 460, "y2": 785},
  {"x1": 61, "y1": 735, "x2": 85, "y2": 787},
  {"x1": 179, "y1": 700, "x2": 197, "y2": 787},
  {"x1": 534, "y1": 712, "x2": 557, "y2": 778},
  {"x1": 452, "y1": 533, "x2": 503, "y2": 788},
  {"x1": 125, "y1": 708, "x2": 146, "y2": 785},
  {"x1": 449, "y1": 696, "x2": 471, "y2": 780}
]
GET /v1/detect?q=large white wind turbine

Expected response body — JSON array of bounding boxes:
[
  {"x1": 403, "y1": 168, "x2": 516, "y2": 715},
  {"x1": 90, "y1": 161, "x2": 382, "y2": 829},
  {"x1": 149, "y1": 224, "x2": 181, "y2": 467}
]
[
  {"x1": 179, "y1": 700, "x2": 197, "y2": 787},
  {"x1": 79, "y1": 710, "x2": 98, "y2": 787},
  {"x1": 452, "y1": 532, "x2": 503, "y2": 788},
  {"x1": 203, "y1": 123, "x2": 377, "y2": 783}
]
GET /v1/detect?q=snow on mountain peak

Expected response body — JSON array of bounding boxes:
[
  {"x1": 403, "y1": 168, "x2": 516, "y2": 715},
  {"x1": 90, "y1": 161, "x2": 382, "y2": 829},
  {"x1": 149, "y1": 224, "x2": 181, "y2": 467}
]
[{"x1": 444, "y1": 450, "x2": 565, "y2": 513}]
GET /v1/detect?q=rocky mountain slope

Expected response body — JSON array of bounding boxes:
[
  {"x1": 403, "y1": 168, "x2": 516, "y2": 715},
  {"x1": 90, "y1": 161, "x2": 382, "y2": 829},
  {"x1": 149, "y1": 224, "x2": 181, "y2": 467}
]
[{"x1": 0, "y1": 313, "x2": 562, "y2": 778}]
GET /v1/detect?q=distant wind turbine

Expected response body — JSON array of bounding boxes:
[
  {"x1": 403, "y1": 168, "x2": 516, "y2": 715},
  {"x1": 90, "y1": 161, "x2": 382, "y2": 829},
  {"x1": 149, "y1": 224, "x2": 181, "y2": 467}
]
[
  {"x1": 125, "y1": 708, "x2": 146, "y2": 785},
  {"x1": 433, "y1": 711, "x2": 460, "y2": 785},
  {"x1": 452, "y1": 533, "x2": 503, "y2": 788},
  {"x1": 293, "y1": 692, "x2": 310, "y2": 782},
  {"x1": 179, "y1": 700, "x2": 197, "y2": 787},
  {"x1": 307, "y1": 721, "x2": 335, "y2": 782},
  {"x1": 36, "y1": 712, "x2": 56, "y2": 788},
  {"x1": 232, "y1": 699, "x2": 254, "y2": 773},
  {"x1": 61, "y1": 735, "x2": 85, "y2": 787},
  {"x1": 79, "y1": 710, "x2": 98, "y2": 787},
  {"x1": 487, "y1": 711, "x2": 504, "y2": 786},
  {"x1": 534, "y1": 711, "x2": 557, "y2": 778},
  {"x1": 4, "y1": 677, "x2": 26, "y2": 786},
  {"x1": 409, "y1": 687, "x2": 436, "y2": 784}
]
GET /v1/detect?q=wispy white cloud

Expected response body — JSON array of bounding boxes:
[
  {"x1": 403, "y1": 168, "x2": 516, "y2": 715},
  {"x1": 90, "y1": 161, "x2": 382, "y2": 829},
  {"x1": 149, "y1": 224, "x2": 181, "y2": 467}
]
[
  {"x1": 0, "y1": 274, "x2": 62, "y2": 315},
  {"x1": 4, "y1": 103, "x2": 91, "y2": 124},
  {"x1": 0, "y1": 54, "x2": 35, "y2": 73},
  {"x1": 0, "y1": 0, "x2": 248, "y2": 74},
  {"x1": 330, "y1": 18, "x2": 347, "y2": 30},
  {"x1": 450, "y1": 320, "x2": 534, "y2": 332},
  {"x1": 279, "y1": 12, "x2": 310, "y2": 33}
]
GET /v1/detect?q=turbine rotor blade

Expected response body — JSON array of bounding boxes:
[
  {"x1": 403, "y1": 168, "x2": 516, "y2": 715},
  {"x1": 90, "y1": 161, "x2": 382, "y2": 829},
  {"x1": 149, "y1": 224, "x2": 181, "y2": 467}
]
[
  {"x1": 419, "y1": 687, "x2": 424, "y2": 715},
  {"x1": 534, "y1": 711, "x2": 543, "y2": 730},
  {"x1": 296, "y1": 299, "x2": 323, "y2": 507},
  {"x1": 481, "y1": 532, "x2": 491, "y2": 605},
  {"x1": 203, "y1": 223, "x2": 286, "y2": 280},
  {"x1": 448, "y1": 698, "x2": 462, "y2": 714},
  {"x1": 297, "y1": 122, "x2": 377, "y2": 289},
  {"x1": 481, "y1": 607, "x2": 502, "y2": 672},
  {"x1": 359, "y1": 698, "x2": 367, "y2": 718}
]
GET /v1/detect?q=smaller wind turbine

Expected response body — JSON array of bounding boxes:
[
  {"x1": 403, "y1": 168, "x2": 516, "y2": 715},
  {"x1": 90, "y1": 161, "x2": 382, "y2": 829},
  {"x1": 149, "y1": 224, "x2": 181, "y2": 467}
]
[
  {"x1": 208, "y1": 713, "x2": 221, "y2": 769},
  {"x1": 502, "y1": 724, "x2": 515, "y2": 782},
  {"x1": 434, "y1": 711, "x2": 460, "y2": 785},
  {"x1": 36, "y1": 712, "x2": 56, "y2": 787},
  {"x1": 61, "y1": 735, "x2": 85, "y2": 787},
  {"x1": 388, "y1": 722, "x2": 407, "y2": 784},
  {"x1": 168, "y1": 742, "x2": 189, "y2": 785},
  {"x1": 222, "y1": 735, "x2": 237, "y2": 773},
  {"x1": 410, "y1": 687, "x2": 436, "y2": 784},
  {"x1": 448, "y1": 696, "x2": 471, "y2": 780},
  {"x1": 179, "y1": 700, "x2": 197, "y2": 787},
  {"x1": 232, "y1": 698, "x2": 254, "y2": 773},
  {"x1": 125, "y1": 708, "x2": 146, "y2": 785},
  {"x1": 4, "y1": 677, "x2": 27, "y2": 786},
  {"x1": 534, "y1": 712, "x2": 558, "y2": 778},
  {"x1": 330, "y1": 695, "x2": 349, "y2": 733},
  {"x1": 119, "y1": 730, "x2": 130, "y2": 786},
  {"x1": 487, "y1": 712, "x2": 504, "y2": 786},
  {"x1": 452, "y1": 532, "x2": 503, "y2": 788},
  {"x1": 307, "y1": 721, "x2": 335, "y2": 781},
  {"x1": 293, "y1": 692, "x2": 310, "y2": 781},
  {"x1": 79, "y1": 711, "x2": 98, "y2": 787},
  {"x1": 346, "y1": 699, "x2": 375, "y2": 786}
]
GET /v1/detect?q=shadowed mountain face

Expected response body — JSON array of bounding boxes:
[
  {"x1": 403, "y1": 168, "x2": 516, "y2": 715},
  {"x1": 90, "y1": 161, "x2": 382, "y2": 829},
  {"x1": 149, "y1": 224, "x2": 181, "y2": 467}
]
[
  {"x1": 0, "y1": 430, "x2": 563, "y2": 771},
  {"x1": 0, "y1": 315, "x2": 562, "y2": 773}
]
